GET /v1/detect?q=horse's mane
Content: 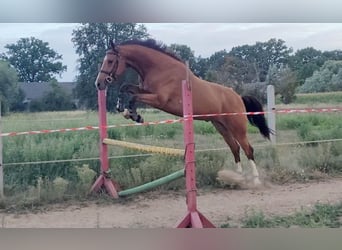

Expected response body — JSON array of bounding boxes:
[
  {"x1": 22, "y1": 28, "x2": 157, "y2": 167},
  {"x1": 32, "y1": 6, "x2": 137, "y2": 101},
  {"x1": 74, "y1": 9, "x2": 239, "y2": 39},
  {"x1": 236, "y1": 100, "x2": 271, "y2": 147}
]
[{"x1": 119, "y1": 39, "x2": 184, "y2": 63}]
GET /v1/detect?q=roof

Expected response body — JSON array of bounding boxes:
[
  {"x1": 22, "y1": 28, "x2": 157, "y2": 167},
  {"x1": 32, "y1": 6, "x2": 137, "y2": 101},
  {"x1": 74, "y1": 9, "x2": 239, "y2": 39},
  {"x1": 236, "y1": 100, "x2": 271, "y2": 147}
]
[{"x1": 19, "y1": 82, "x2": 77, "y2": 100}]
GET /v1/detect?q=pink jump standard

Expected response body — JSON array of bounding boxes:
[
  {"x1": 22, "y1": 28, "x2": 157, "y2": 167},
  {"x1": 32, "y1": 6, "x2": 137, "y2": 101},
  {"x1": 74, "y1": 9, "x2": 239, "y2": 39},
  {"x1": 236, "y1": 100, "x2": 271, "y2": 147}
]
[
  {"x1": 176, "y1": 80, "x2": 215, "y2": 228},
  {"x1": 90, "y1": 81, "x2": 215, "y2": 227},
  {"x1": 90, "y1": 90, "x2": 119, "y2": 198}
]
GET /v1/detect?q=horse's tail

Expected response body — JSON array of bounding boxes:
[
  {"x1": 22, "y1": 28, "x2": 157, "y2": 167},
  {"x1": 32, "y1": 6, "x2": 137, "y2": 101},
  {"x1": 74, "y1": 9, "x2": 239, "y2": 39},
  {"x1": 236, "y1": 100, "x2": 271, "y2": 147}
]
[{"x1": 242, "y1": 96, "x2": 271, "y2": 140}]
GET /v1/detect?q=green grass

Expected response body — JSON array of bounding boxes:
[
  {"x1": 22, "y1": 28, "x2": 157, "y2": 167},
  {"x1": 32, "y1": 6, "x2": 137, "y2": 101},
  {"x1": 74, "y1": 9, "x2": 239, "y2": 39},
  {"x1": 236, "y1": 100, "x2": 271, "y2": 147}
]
[
  {"x1": 1, "y1": 91, "x2": 342, "y2": 208},
  {"x1": 221, "y1": 202, "x2": 342, "y2": 228},
  {"x1": 275, "y1": 91, "x2": 342, "y2": 105},
  {"x1": 295, "y1": 91, "x2": 342, "y2": 105}
]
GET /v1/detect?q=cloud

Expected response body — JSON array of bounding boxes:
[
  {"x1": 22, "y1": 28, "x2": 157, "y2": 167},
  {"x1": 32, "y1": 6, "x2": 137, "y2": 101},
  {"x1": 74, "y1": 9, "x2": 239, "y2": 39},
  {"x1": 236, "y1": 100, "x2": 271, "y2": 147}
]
[
  {"x1": 0, "y1": 23, "x2": 78, "y2": 82},
  {"x1": 145, "y1": 23, "x2": 342, "y2": 56},
  {"x1": 2, "y1": 23, "x2": 342, "y2": 81}
]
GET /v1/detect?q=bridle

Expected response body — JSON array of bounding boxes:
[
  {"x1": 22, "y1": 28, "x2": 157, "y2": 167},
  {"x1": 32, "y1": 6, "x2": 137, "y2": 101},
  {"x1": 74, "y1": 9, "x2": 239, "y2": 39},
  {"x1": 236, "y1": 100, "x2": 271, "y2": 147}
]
[{"x1": 100, "y1": 50, "x2": 120, "y2": 84}]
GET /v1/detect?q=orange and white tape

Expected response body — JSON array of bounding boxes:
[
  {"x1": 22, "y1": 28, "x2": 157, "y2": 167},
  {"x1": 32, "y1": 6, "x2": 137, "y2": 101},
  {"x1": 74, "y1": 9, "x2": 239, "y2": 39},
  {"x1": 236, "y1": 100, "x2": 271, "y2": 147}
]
[{"x1": 1, "y1": 107, "x2": 341, "y2": 137}]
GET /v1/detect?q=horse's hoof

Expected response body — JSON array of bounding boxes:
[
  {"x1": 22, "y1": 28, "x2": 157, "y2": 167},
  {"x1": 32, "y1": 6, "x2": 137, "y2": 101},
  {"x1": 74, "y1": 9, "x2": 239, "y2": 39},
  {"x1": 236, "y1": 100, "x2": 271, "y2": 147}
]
[
  {"x1": 122, "y1": 109, "x2": 131, "y2": 119},
  {"x1": 116, "y1": 106, "x2": 124, "y2": 113},
  {"x1": 253, "y1": 177, "x2": 262, "y2": 187},
  {"x1": 136, "y1": 115, "x2": 144, "y2": 123}
]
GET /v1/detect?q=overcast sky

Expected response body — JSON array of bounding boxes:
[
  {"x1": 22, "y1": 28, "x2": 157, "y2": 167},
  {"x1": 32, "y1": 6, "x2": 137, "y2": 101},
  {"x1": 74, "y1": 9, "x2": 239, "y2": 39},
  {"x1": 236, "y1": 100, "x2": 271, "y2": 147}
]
[{"x1": 1, "y1": 23, "x2": 342, "y2": 82}]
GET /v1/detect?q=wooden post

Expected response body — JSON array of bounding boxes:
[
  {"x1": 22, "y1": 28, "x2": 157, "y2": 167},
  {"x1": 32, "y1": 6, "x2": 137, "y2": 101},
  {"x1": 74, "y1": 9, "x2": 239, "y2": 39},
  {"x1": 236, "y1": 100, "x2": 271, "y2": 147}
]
[{"x1": 267, "y1": 85, "x2": 276, "y2": 144}]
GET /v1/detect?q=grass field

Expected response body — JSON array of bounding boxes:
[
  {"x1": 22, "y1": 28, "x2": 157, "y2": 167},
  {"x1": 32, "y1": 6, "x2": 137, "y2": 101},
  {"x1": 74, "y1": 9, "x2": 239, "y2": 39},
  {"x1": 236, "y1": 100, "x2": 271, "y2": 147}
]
[
  {"x1": 221, "y1": 202, "x2": 342, "y2": 228},
  {"x1": 0, "y1": 92, "x2": 341, "y2": 209}
]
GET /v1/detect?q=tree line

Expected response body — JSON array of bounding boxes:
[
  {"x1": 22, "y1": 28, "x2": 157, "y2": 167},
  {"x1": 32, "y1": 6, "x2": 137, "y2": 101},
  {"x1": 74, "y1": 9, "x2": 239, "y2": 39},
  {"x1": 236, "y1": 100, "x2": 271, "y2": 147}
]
[{"x1": 1, "y1": 23, "x2": 342, "y2": 114}]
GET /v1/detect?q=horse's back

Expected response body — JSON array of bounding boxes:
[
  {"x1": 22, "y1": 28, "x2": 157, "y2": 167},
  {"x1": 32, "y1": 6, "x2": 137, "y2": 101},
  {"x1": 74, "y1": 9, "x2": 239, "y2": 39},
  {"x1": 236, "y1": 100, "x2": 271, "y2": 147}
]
[{"x1": 191, "y1": 76, "x2": 246, "y2": 115}]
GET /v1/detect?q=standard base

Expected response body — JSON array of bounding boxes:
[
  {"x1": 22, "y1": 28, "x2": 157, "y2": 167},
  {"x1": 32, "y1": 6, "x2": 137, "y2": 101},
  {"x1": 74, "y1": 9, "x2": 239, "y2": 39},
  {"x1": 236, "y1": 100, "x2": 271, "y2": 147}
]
[
  {"x1": 90, "y1": 174, "x2": 119, "y2": 198},
  {"x1": 176, "y1": 211, "x2": 216, "y2": 228}
]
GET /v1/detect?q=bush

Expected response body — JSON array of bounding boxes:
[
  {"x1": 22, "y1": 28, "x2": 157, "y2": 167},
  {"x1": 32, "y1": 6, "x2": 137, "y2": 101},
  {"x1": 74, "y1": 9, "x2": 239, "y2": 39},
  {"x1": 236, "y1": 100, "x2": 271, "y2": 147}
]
[
  {"x1": 267, "y1": 65, "x2": 298, "y2": 104},
  {"x1": 240, "y1": 82, "x2": 267, "y2": 104},
  {"x1": 52, "y1": 177, "x2": 69, "y2": 200},
  {"x1": 298, "y1": 60, "x2": 342, "y2": 93}
]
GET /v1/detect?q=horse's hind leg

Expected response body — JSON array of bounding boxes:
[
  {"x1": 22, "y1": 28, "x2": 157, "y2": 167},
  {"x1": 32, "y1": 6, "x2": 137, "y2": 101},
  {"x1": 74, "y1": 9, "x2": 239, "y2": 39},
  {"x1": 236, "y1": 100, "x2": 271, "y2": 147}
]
[
  {"x1": 234, "y1": 133, "x2": 262, "y2": 186},
  {"x1": 211, "y1": 121, "x2": 242, "y2": 173},
  {"x1": 214, "y1": 118, "x2": 262, "y2": 186}
]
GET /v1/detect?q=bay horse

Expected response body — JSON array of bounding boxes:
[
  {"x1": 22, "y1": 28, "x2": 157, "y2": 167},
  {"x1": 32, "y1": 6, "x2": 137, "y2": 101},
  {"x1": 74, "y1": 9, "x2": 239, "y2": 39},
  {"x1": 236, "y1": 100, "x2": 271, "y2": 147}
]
[{"x1": 95, "y1": 39, "x2": 271, "y2": 186}]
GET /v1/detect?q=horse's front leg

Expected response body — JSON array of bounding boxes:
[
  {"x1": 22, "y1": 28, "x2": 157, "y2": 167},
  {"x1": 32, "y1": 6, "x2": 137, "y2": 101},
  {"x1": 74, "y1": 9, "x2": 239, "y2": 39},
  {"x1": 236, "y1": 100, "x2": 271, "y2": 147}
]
[
  {"x1": 123, "y1": 93, "x2": 162, "y2": 123},
  {"x1": 122, "y1": 95, "x2": 144, "y2": 123},
  {"x1": 116, "y1": 96, "x2": 124, "y2": 112},
  {"x1": 116, "y1": 84, "x2": 145, "y2": 123}
]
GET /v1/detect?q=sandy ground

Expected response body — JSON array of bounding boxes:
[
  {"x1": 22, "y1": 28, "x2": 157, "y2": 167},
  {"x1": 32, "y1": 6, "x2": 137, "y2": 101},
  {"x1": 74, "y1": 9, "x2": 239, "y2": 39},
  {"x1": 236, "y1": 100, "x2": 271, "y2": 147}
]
[{"x1": 1, "y1": 177, "x2": 342, "y2": 228}]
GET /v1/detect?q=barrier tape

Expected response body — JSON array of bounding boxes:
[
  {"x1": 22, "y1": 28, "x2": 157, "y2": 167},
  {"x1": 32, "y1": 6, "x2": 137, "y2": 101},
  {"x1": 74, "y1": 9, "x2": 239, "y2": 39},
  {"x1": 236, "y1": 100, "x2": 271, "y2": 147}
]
[
  {"x1": 190, "y1": 107, "x2": 342, "y2": 118},
  {"x1": 1, "y1": 107, "x2": 341, "y2": 137},
  {"x1": 1, "y1": 126, "x2": 99, "y2": 137}
]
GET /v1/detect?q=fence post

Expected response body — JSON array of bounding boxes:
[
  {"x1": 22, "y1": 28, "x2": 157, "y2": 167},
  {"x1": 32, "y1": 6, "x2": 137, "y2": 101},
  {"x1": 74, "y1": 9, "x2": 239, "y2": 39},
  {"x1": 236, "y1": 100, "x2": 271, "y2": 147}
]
[
  {"x1": 267, "y1": 85, "x2": 276, "y2": 144},
  {"x1": 0, "y1": 102, "x2": 4, "y2": 198}
]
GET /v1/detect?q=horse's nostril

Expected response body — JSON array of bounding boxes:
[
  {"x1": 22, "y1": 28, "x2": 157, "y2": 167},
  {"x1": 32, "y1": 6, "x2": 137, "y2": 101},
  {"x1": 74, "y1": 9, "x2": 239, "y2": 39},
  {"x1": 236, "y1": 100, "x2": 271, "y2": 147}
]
[{"x1": 95, "y1": 82, "x2": 105, "y2": 90}]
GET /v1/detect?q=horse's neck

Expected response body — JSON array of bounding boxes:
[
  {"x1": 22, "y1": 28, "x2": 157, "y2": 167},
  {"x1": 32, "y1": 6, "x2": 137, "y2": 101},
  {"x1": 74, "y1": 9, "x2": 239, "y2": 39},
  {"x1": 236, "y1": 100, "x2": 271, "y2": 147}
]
[{"x1": 121, "y1": 45, "x2": 181, "y2": 79}]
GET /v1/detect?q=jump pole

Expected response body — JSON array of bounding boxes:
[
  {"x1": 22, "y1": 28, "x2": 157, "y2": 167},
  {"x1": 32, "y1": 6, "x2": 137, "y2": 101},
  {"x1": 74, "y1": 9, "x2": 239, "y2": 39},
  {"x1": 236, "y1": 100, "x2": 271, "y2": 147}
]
[
  {"x1": 176, "y1": 79, "x2": 215, "y2": 228},
  {"x1": 90, "y1": 89, "x2": 119, "y2": 198}
]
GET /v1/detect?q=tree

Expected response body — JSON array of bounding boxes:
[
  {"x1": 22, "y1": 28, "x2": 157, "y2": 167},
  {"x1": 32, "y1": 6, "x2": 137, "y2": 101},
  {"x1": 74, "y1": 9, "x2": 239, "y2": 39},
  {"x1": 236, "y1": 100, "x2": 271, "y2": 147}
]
[
  {"x1": 322, "y1": 50, "x2": 342, "y2": 61},
  {"x1": 267, "y1": 64, "x2": 298, "y2": 104},
  {"x1": 192, "y1": 56, "x2": 209, "y2": 79},
  {"x1": 204, "y1": 50, "x2": 229, "y2": 82},
  {"x1": 71, "y1": 23, "x2": 149, "y2": 109},
  {"x1": 288, "y1": 47, "x2": 325, "y2": 86},
  {"x1": 229, "y1": 38, "x2": 292, "y2": 82},
  {"x1": 298, "y1": 60, "x2": 342, "y2": 93},
  {"x1": 167, "y1": 43, "x2": 208, "y2": 79},
  {"x1": 1, "y1": 37, "x2": 67, "y2": 82},
  {"x1": 0, "y1": 60, "x2": 23, "y2": 114},
  {"x1": 168, "y1": 44, "x2": 196, "y2": 71},
  {"x1": 212, "y1": 56, "x2": 257, "y2": 91},
  {"x1": 207, "y1": 50, "x2": 229, "y2": 71}
]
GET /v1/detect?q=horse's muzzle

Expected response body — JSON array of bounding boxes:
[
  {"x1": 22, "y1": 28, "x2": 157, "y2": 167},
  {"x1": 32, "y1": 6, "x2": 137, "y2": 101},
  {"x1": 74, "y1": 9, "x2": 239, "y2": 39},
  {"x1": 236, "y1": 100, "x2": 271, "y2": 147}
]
[
  {"x1": 96, "y1": 81, "x2": 107, "y2": 91},
  {"x1": 95, "y1": 75, "x2": 115, "y2": 90}
]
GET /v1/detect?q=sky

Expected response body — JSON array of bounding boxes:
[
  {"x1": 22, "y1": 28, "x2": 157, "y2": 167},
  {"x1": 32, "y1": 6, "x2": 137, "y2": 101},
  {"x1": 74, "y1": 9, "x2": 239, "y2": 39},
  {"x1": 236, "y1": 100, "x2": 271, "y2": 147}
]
[{"x1": 1, "y1": 23, "x2": 342, "y2": 82}]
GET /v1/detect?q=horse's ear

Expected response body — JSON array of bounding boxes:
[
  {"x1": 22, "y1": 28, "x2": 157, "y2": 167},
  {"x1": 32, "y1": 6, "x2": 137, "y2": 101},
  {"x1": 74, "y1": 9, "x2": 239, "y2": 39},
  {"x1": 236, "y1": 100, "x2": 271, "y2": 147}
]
[{"x1": 110, "y1": 40, "x2": 119, "y2": 54}]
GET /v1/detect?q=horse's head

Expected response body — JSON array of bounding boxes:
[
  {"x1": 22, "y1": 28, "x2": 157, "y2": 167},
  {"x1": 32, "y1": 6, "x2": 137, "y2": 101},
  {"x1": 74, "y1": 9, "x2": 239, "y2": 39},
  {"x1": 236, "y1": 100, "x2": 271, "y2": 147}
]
[{"x1": 95, "y1": 41, "x2": 127, "y2": 90}]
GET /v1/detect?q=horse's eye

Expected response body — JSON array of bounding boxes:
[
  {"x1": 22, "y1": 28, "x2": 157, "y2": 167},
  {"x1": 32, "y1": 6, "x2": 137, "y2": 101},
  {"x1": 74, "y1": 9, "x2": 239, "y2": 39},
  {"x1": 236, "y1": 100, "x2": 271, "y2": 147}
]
[{"x1": 108, "y1": 60, "x2": 113, "y2": 64}]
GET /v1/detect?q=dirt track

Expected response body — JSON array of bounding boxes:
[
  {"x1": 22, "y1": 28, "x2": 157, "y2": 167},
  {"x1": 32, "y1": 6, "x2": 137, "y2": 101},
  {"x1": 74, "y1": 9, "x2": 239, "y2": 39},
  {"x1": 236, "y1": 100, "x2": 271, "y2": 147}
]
[{"x1": 1, "y1": 178, "x2": 342, "y2": 228}]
